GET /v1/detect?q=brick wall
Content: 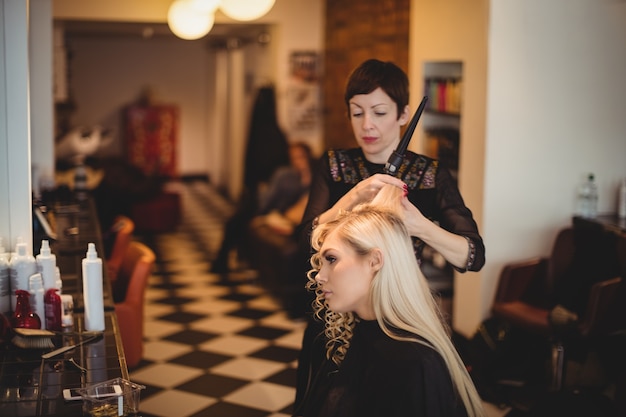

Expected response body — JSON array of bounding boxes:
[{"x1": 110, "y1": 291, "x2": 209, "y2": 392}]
[{"x1": 323, "y1": 0, "x2": 410, "y2": 149}]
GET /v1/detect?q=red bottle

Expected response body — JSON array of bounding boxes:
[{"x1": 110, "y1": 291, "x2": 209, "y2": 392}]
[
  {"x1": 44, "y1": 288, "x2": 62, "y2": 331},
  {"x1": 12, "y1": 289, "x2": 42, "y2": 329}
]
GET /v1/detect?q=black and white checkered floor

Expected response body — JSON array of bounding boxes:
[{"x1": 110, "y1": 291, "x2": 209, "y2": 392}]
[{"x1": 129, "y1": 179, "x2": 506, "y2": 417}]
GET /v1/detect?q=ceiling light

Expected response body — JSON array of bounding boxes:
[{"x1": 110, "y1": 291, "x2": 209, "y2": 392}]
[
  {"x1": 190, "y1": 0, "x2": 221, "y2": 13},
  {"x1": 167, "y1": 0, "x2": 215, "y2": 40},
  {"x1": 219, "y1": 0, "x2": 275, "y2": 21}
]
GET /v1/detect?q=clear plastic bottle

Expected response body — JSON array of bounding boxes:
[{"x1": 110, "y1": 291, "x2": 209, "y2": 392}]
[{"x1": 576, "y1": 173, "x2": 598, "y2": 218}]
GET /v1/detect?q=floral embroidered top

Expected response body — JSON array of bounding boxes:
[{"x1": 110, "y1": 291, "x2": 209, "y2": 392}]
[{"x1": 299, "y1": 148, "x2": 485, "y2": 272}]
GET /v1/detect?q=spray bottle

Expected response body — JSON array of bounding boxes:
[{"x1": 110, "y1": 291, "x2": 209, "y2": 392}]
[
  {"x1": 82, "y1": 243, "x2": 104, "y2": 332},
  {"x1": 44, "y1": 288, "x2": 62, "y2": 331},
  {"x1": 36, "y1": 240, "x2": 57, "y2": 290},
  {"x1": 13, "y1": 289, "x2": 41, "y2": 329}
]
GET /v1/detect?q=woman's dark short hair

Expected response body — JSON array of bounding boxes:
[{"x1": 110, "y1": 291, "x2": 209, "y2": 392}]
[{"x1": 344, "y1": 59, "x2": 409, "y2": 120}]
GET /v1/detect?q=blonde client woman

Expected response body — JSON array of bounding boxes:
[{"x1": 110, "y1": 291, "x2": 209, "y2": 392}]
[{"x1": 293, "y1": 185, "x2": 484, "y2": 417}]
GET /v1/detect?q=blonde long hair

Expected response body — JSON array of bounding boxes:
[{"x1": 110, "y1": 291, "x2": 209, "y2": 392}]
[{"x1": 306, "y1": 184, "x2": 484, "y2": 417}]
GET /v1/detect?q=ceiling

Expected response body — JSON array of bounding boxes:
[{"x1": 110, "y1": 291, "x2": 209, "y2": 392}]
[{"x1": 59, "y1": 20, "x2": 270, "y2": 44}]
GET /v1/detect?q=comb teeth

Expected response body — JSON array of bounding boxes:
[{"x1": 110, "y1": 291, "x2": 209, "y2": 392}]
[{"x1": 12, "y1": 328, "x2": 56, "y2": 349}]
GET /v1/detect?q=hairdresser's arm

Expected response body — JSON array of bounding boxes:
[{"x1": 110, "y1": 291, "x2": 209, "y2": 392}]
[
  {"x1": 401, "y1": 199, "x2": 472, "y2": 270},
  {"x1": 402, "y1": 167, "x2": 485, "y2": 272}
]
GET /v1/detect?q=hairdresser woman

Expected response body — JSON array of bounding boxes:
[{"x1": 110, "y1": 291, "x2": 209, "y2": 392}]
[{"x1": 293, "y1": 58, "x2": 485, "y2": 410}]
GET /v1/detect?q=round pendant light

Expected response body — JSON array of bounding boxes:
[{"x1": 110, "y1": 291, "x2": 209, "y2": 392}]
[
  {"x1": 219, "y1": 0, "x2": 276, "y2": 21},
  {"x1": 168, "y1": 0, "x2": 215, "y2": 40},
  {"x1": 190, "y1": 0, "x2": 221, "y2": 13}
]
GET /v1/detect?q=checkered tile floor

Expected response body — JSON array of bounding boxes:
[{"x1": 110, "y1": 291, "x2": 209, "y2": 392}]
[
  {"x1": 130, "y1": 180, "x2": 306, "y2": 417},
  {"x1": 129, "y1": 180, "x2": 507, "y2": 417}
]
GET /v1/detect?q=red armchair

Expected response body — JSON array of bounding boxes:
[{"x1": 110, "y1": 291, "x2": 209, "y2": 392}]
[
  {"x1": 114, "y1": 241, "x2": 155, "y2": 369},
  {"x1": 105, "y1": 216, "x2": 135, "y2": 288}
]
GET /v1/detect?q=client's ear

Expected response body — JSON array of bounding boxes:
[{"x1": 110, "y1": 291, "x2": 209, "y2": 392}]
[{"x1": 369, "y1": 249, "x2": 383, "y2": 272}]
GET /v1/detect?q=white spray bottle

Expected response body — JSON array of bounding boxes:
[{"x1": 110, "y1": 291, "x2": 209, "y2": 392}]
[
  {"x1": 36, "y1": 240, "x2": 57, "y2": 290},
  {"x1": 82, "y1": 243, "x2": 104, "y2": 332}
]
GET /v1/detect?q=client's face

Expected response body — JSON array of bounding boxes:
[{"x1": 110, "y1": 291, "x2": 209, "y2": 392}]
[{"x1": 315, "y1": 230, "x2": 376, "y2": 320}]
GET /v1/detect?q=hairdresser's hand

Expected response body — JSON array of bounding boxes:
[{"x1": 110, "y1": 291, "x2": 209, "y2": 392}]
[
  {"x1": 400, "y1": 196, "x2": 471, "y2": 269},
  {"x1": 400, "y1": 197, "x2": 429, "y2": 237},
  {"x1": 319, "y1": 174, "x2": 406, "y2": 226},
  {"x1": 346, "y1": 174, "x2": 406, "y2": 210}
]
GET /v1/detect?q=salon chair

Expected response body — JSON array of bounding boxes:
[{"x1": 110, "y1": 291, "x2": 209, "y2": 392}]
[
  {"x1": 492, "y1": 227, "x2": 623, "y2": 391},
  {"x1": 114, "y1": 241, "x2": 155, "y2": 368},
  {"x1": 105, "y1": 216, "x2": 135, "y2": 286}
]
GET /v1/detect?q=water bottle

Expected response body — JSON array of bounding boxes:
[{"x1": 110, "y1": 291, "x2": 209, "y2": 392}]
[{"x1": 576, "y1": 173, "x2": 598, "y2": 218}]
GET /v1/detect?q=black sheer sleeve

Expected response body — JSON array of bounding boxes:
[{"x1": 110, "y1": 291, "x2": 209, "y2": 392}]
[{"x1": 432, "y1": 166, "x2": 485, "y2": 272}]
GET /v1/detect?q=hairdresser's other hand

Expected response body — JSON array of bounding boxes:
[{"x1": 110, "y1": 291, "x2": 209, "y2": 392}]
[
  {"x1": 400, "y1": 195, "x2": 470, "y2": 269},
  {"x1": 400, "y1": 196, "x2": 429, "y2": 237},
  {"x1": 346, "y1": 174, "x2": 405, "y2": 210}
]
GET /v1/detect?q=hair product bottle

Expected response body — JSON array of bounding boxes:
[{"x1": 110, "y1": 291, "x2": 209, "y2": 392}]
[
  {"x1": 82, "y1": 243, "x2": 104, "y2": 332},
  {"x1": 29, "y1": 273, "x2": 46, "y2": 330},
  {"x1": 10, "y1": 238, "x2": 38, "y2": 312},
  {"x1": 13, "y1": 289, "x2": 41, "y2": 329},
  {"x1": 44, "y1": 288, "x2": 62, "y2": 331},
  {"x1": 36, "y1": 240, "x2": 57, "y2": 290},
  {"x1": 0, "y1": 238, "x2": 10, "y2": 315}
]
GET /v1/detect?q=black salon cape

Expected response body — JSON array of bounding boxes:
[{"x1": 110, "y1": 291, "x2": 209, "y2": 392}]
[{"x1": 294, "y1": 320, "x2": 468, "y2": 417}]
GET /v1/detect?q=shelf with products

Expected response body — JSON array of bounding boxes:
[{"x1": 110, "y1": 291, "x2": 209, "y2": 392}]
[
  {"x1": 423, "y1": 77, "x2": 462, "y2": 116},
  {"x1": 419, "y1": 62, "x2": 464, "y2": 292},
  {"x1": 421, "y1": 61, "x2": 463, "y2": 180}
]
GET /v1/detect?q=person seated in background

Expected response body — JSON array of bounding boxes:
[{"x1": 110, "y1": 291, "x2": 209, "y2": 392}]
[
  {"x1": 211, "y1": 142, "x2": 314, "y2": 273},
  {"x1": 251, "y1": 142, "x2": 314, "y2": 236},
  {"x1": 243, "y1": 143, "x2": 315, "y2": 317},
  {"x1": 293, "y1": 184, "x2": 484, "y2": 417}
]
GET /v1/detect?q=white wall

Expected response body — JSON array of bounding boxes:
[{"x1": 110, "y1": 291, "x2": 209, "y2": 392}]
[
  {"x1": 65, "y1": 35, "x2": 213, "y2": 173},
  {"x1": 482, "y1": 0, "x2": 626, "y2": 327},
  {"x1": 409, "y1": 0, "x2": 489, "y2": 337},
  {"x1": 411, "y1": 0, "x2": 626, "y2": 338},
  {"x1": 54, "y1": 0, "x2": 325, "y2": 193}
]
